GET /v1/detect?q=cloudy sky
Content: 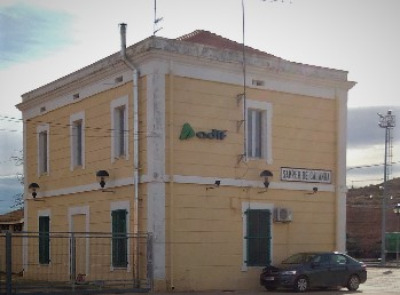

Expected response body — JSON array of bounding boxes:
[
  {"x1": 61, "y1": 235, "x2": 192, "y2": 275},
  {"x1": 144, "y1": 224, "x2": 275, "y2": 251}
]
[{"x1": 1, "y1": 0, "x2": 400, "y2": 213}]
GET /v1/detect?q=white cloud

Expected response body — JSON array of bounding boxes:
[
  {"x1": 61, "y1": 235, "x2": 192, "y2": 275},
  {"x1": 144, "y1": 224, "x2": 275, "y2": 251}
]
[{"x1": 0, "y1": 2, "x2": 74, "y2": 69}]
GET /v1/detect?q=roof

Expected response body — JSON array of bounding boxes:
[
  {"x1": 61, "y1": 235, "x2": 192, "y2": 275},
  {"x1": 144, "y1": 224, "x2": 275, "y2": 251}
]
[
  {"x1": 177, "y1": 30, "x2": 274, "y2": 58},
  {"x1": 0, "y1": 208, "x2": 24, "y2": 224},
  {"x1": 18, "y1": 29, "x2": 354, "y2": 105}
]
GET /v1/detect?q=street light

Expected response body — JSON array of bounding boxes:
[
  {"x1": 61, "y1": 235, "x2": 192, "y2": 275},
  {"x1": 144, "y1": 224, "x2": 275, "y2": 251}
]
[
  {"x1": 378, "y1": 110, "x2": 396, "y2": 265},
  {"x1": 393, "y1": 203, "x2": 400, "y2": 266}
]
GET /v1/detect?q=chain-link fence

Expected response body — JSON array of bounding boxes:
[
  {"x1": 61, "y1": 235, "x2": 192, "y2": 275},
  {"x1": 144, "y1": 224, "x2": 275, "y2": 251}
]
[{"x1": 0, "y1": 231, "x2": 152, "y2": 294}]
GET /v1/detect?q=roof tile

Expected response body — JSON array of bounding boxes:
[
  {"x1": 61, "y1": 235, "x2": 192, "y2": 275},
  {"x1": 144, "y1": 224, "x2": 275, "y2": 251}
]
[
  {"x1": 176, "y1": 30, "x2": 274, "y2": 57},
  {"x1": 0, "y1": 208, "x2": 23, "y2": 223}
]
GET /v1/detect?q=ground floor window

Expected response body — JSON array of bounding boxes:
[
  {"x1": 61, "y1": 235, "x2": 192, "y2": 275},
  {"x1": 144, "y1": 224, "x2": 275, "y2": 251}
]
[
  {"x1": 38, "y1": 216, "x2": 50, "y2": 264},
  {"x1": 112, "y1": 209, "x2": 128, "y2": 267},
  {"x1": 244, "y1": 209, "x2": 272, "y2": 266}
]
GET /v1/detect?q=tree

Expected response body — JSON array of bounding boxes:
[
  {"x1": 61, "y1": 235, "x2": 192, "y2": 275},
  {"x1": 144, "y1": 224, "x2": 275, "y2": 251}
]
[{"x1": 11, "y1": 151, "x2": 24, "y2": 209}]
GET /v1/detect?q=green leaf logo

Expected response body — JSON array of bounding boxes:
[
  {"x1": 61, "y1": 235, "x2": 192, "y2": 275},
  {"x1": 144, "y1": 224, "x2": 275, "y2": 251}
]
[{"x1": 179, "y1": 123, "x2": 195, "y2": 140}]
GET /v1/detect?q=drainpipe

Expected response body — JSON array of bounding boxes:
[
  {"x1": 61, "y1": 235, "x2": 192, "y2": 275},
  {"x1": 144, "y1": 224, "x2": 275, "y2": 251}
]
[{"x1": 119, "y1": 23, "x2": 140, "y2": 287}]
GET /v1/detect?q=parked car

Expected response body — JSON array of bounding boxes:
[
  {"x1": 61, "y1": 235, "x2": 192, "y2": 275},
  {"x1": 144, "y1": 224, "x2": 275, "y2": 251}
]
[{"x1": 260, "y1": 252, "x2": 367, "y2": 292}]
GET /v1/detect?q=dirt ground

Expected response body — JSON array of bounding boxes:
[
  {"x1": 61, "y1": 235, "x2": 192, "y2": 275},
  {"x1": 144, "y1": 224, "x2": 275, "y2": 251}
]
[{"x1": 151, "y1": 266, "x2": 400, "y2": 295}]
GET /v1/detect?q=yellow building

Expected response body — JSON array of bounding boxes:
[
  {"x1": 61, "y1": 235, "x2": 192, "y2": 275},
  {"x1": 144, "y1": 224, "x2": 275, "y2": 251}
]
[{"x1": 17, "y1": 28, "x2": 355, "y2": 291}]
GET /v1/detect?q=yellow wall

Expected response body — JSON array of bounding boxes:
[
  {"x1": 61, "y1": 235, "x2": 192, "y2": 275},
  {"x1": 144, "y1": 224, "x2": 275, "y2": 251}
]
[
  {"x1": 23, "y1": 71, "x2": 339, "y2": 291},
  {"x1": 162, "y1": 75, "x2": 338, "y2": 290},
  {"x1": 26, "y1": 83, "x2": 132, "y2": 191},
  {"x1": 166, "y1": 76, "x2": 336, "y2": 180}
]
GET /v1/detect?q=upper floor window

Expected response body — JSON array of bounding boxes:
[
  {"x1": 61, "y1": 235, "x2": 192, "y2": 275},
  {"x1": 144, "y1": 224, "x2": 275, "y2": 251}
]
[
  {"x1": 247, "y1": 109, "x2": 262, "y2": 158},
  {"x1": 246, "y1": 100, "x2": 272, "y2": 163},
  {"x1": 111, "y1": 96, "x2": 129, "y2": 161},
  {"x1": 70, "y1": 112, "x2": 85, "y2": 170},
  {"x1": 37, "y1": 124, "x2": 49, "y2": 175}
]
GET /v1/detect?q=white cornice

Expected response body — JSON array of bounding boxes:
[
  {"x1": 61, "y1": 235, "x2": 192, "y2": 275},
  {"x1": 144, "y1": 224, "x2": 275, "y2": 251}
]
[
  {"x1": 17, "y1": 36, "x2": 355, "y2": 115},
  {"x1": 31, "y1": 174, "x2": 335, "y2": 199}
]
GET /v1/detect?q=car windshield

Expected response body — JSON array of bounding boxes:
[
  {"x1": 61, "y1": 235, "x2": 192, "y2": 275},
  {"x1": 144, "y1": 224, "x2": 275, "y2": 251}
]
[{"x1": 282, "y1": 253, "x2": 316, "y2": 264}]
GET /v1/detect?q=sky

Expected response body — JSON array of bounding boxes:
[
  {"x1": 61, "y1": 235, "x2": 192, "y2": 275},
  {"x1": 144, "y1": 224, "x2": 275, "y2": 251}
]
[{"x1": 1, "y1": 0, "x2": 400, "y2": 213}]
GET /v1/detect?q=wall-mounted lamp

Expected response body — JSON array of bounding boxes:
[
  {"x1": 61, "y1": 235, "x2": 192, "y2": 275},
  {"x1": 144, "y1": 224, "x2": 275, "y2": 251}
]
[
  {"x1": 306, "y1": 187, "x2": 319, "y2": 195},
  {"x1": 28, "y1": 183, "x2": 40, "y2": 199},
  {"x1": 260, "y1": 170, "x2": 273, "y2": 189},
  {"x1": 96, "y1": 170, "x2": 110, "y2": 191},
  {"x1": 206, "y1": 180, "x2": 221, "y2": 190}
]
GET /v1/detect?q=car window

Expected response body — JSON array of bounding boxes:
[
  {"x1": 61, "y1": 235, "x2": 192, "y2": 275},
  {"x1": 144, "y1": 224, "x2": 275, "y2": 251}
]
[
  {"x1": 282, "y1": 253, "x2": 305, "y2": 264},
  {"x1": 331, "y1": 254, "x2": 347, "y2": 265},
  {"x1": 282, "y1": 253, "x2": 316, "y2": 264},
  {"x1": 311, "y1": 254, "x2": 329, "y2": 264}
]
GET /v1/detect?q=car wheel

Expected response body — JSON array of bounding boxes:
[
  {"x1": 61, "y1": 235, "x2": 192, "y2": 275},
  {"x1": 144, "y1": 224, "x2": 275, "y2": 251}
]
[
  {"x1": 294, "y1": 276, "x2": 309, "y2": 292},
  {"x1": 347, "y1": 274, "x2": 360, "y2": 291}
]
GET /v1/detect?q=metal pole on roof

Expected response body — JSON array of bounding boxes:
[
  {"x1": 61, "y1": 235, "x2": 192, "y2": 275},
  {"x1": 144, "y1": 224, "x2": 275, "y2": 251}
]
[
  {"x1": 241, "y1": 0, "x2": 247, "y2": 161},
  {"x1": 240, "y1": 0, "x2": 286, "y2": 161},
  {"x1": 153, "y1": 0, "x2": 163, "y2": 35}
]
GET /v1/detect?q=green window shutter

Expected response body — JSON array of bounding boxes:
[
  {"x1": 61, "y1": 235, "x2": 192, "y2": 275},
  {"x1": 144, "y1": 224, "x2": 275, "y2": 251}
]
[
  {"x1": 38, "y1": 216, "x2": 50, "y2": 264},
  {"x1": 112, "y1": 210, "x2": 128, "y2": 267},
  {"x1": 245, "y1": 209, "x2": 271, "y2": 266}
]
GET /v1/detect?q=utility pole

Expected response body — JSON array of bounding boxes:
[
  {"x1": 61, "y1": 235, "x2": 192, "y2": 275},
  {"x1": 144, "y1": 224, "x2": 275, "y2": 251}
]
[{"x1": 378, "y1": 110, "x2": 396, "y2": 265}]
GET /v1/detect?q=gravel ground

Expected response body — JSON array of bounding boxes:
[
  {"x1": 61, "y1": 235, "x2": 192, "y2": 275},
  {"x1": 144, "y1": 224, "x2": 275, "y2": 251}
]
[{"x1": 150, "y1": 266, "x2": 400, "y2": 295}]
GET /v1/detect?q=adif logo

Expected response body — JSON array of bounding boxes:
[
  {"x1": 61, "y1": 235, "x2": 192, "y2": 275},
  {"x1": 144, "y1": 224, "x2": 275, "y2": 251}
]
[
  {"x1": 179, "y1": 123, "x2": 196, "y2": 140},
  {"x1": 179, "y1": 123, "x2": 227, "y2": 140}
]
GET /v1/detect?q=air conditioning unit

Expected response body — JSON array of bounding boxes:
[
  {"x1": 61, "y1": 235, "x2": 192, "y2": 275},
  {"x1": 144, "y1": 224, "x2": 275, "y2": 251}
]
[{"x1": 274, "y1": 207, "x2": 293, "y2": 223}]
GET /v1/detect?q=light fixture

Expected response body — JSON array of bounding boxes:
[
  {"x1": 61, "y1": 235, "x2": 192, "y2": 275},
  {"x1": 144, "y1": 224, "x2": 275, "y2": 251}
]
[
  {"x1": 96, "y1": 170, "x2": 110, "y2": 190},
  {"x1": 28, "y1": 183, "x2": 40, "y2": 198},
  {"x1": 394, "y1": 203, "x2": 400, "y2": 215},
  {"x1": 206, "y1": 180, "x2": 221, "y2": 190},
  {"x1": 260, "y1": 170, "x2": 273, "y2": 188},
  {"x1": 305, "y1": 186, "x2": 319, "y2": 195}
]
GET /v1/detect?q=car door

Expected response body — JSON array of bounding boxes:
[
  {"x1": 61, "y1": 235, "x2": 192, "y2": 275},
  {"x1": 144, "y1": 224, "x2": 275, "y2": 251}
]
[
  {"x1": 308, "y1": 254, "x2": 331, "y2": 287},
  {"x1": 328, "y1": 254, "x2": 349, "y2": 286}
]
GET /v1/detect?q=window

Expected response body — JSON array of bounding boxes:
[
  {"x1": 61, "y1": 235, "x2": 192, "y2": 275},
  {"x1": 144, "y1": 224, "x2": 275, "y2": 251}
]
[
  {"x1": 39, "y1": 216, "x2": 50, "y2": 264},
  {"x1": 246, "y1": 100, "x2": 272, "y2": 163},
  {"x1": 112, "y1": 209, "x2": 128, "y2": 267},
  {"x1": 247, "y1": 109, "x2": 262, "y2": 158},
  {"x1": 37, "y1": 124, "x2": 49, "y2": 175},
  {"x1": 73, "y1": 120, "x2": 83, "y2": 166},
  {"x1": 331, "y1": 254, "x2": 347, "y2": 265},
  {"x1": 1, "y1": 225, "x2": 9, "y2": 232},
  {"x1": 111, "y1": 97, "x2": 129, "y2": 161},
  {"x1": 70, "y1": 112, "x2": 85, "y2": 169},
  {"x1": 115, "y1": 106, "x2": 126, "y2": 156}
]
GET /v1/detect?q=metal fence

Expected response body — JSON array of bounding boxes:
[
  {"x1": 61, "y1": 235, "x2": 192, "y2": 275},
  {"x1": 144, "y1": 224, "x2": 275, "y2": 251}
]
[{"x1": 0, "y1": 231, "x2": 152, "y2": 294}]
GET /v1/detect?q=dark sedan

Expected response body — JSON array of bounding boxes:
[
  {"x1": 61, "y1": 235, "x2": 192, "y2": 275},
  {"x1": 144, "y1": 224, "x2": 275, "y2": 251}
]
[{"x1": 260, "y1": 252, "x2": 367, "y2": 292}]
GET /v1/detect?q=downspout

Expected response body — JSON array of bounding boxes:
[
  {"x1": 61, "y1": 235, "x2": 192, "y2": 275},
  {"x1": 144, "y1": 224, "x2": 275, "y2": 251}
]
[{"x1": 119, "y1": 23, "x2": 140, "y2": 286}]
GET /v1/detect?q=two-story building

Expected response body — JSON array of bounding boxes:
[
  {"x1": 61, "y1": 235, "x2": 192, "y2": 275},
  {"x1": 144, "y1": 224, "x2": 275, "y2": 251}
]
[{"x1": 17, "y1": 27, "x2": 355, "y2": 291}]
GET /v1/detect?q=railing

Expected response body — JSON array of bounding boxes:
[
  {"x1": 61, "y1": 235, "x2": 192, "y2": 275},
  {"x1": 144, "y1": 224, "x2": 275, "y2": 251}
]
[{"x1": 0, "y1": 231, "x2": 152, "y2": 294}]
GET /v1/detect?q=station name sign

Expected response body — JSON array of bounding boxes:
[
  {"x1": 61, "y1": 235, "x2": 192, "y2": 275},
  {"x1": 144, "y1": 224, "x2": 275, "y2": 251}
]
[{"x1": 281, "y1": 167, "x2": 332, "y2": 184}]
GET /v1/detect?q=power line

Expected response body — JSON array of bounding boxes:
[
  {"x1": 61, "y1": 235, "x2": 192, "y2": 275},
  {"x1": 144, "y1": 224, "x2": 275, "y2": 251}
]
[
  {"x1": 347, "y1": 160, "x2": 400, "y2": 171},
  {"x1": 0, "y1": 115, "x2": 22, "y2": 122}
]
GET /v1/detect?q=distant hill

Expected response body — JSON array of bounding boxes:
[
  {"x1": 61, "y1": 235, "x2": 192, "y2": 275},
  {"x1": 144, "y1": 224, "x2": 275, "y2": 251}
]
[
  {"x1": 347, "y1": 177, "x2": 400, "y2": 258},
  {"x1": 347, "y1": 177, "x2": 400, "y2": 206}
]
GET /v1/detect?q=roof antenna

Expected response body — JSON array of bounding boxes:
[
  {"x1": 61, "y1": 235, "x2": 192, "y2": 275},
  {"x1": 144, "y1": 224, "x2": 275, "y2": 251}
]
[{"x1": 153, "y1": 0, "x2": 163, "y2": 35}]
